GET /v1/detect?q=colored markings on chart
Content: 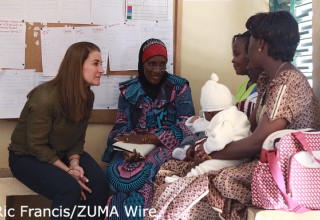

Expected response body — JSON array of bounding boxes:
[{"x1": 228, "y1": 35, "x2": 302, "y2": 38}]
[{"x1": 127, "y1": 6, "x2": 132, "y2": 19}]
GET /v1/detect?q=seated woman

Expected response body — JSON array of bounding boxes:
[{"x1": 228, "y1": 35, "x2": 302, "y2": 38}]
[
  {"x1": 102, "y1": 38, "x2": 195, "y2": 219},
  {"x1": 9, "y1": 42, "x2": 108, "y2": 220},
  {"x1": 151, "y1": 11, "x2": 320, "y2": 220},
  {"x1": 232, "y1": 31, "x2": 261, "y2": 118}
]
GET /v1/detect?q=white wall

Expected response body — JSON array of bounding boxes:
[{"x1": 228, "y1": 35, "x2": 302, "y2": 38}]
[{"x1": 180, "y1": 0, "x2": 269, "y2": 112}]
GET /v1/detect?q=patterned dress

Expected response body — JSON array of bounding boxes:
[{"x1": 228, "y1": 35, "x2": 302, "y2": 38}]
[
  {"x1": 234, "y1": 79, "x2": 258, "y2": 118},
  {"x1": 151, "y1": 69, "x2": 320, "y2": 220},
  {"x1": 102, "y1": 74, "x2": 195, "y2": 219}
]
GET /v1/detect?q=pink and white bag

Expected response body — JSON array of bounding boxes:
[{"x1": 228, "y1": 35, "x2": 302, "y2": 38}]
[{"x1": 252, "y1": 129, "x2": 320, "y2": 213}]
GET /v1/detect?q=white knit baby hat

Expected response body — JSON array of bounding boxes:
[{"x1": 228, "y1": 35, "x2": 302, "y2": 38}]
[{"x1": 200, "y1": 73, "x2": 233, "y2": 112}]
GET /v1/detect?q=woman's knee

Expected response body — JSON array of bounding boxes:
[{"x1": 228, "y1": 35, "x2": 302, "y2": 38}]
[
  {"x1": 57, "y1": 179, "x2": 82, "y2": 199},
  {"x1": 90, "y1": 173, "x2": 108, "y2": 196},
  {"x1": 96, "y1": 171, "x2": 108, "y2": 185}
]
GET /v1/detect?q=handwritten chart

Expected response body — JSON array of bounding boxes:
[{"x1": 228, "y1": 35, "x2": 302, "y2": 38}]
[
  {"x1": 0, "y1": 20, "x2": 25, "y2": 68},
  {"x1": 126, "y1": 0, "x2": 169, "y2": 21}
]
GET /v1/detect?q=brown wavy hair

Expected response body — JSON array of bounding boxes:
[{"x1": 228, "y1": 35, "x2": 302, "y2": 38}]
[{"x1": 30, "y1": 42, "x2": 100, "y2": 122}]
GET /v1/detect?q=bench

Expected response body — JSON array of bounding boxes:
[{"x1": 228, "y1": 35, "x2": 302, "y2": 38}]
[
  {"x1": 0, "y1": 168, "x2": 38, "y2": 219},
  {"x1": 246, "y1": 207, "x2": 320, "y2": 220}
]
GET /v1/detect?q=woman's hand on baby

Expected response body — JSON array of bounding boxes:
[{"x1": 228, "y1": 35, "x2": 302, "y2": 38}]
[
  {"x1": 189, "y1": 116, "x2": 200, "y2": 124},
  {"x1": 195, "y1": 144, "x2": 212, "y2": 160},
  {"x1": 185, "y1": 145, "x2": 196, "y2": 161}
]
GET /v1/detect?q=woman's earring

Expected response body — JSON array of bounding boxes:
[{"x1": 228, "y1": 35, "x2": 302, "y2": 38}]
[{"x1": 258, "y1": 48, "x2": 262, "y2": 52}]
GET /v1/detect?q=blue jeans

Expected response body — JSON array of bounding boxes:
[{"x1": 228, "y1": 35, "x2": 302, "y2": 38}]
[{"x1": 9, "y1": 151, "x2": 108, "y2": 220}]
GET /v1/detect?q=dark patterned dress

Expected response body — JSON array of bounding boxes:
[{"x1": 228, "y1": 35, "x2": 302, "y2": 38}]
[
  {"x1": 151, "y1": 69, "x2": 320, "y2": 220},
  {"x1": 102, "y1": 74, "x2": 195, "y2": 219}
]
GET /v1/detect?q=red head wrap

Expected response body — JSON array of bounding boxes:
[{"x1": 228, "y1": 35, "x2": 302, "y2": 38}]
[{"x1": 142, "y1": 43, "x2": 167, "y2": 64}]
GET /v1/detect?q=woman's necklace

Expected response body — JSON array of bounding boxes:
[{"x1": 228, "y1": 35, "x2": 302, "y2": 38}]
[
  {"x1": 273, "y1": 62, "x2": 288, "y2": 79},
  {"x1": 262, "y1": 62, "x2": 288, "y2": 105}
]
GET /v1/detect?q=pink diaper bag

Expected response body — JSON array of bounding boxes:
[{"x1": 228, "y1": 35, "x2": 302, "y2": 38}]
[{"x1": 252, "y1": 130, "x2": 320, "y2": 213}]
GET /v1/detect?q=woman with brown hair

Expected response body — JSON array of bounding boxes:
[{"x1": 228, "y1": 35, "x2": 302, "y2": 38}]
[{"x1": 8, "y1": 42, "x2": 108, "y2": 220}]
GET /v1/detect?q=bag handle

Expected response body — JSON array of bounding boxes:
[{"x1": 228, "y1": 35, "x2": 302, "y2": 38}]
[
  {"x1": 267, "y1": 150, "x2": 309, "y2": 213},
  {"x1": 293, "y1": 131, "x2": 320, "y2": 163}
]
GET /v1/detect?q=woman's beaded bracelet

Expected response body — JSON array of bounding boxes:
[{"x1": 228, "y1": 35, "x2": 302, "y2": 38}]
[{"x1": 67, "y1": 169, "x2": 72, "y2": 173}]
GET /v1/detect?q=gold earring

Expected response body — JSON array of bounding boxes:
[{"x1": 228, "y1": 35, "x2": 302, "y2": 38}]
[{"x1": 258, "y1": 48, "x2": 262, "y2": 52}]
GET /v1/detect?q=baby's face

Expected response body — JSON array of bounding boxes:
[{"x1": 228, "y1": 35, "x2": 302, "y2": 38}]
[{"x1": 203, "y1": 111, "x2": 220, "y2": 121}]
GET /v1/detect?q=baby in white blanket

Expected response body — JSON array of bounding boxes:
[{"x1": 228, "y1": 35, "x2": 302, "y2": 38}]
[{"x1": 168, "y1": 73, "x2": 251, "y2": 182}]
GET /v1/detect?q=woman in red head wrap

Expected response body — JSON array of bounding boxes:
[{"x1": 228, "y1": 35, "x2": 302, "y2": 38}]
[{"x1": 102, "y1": 38, "x2": 195, "y2": 219}]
